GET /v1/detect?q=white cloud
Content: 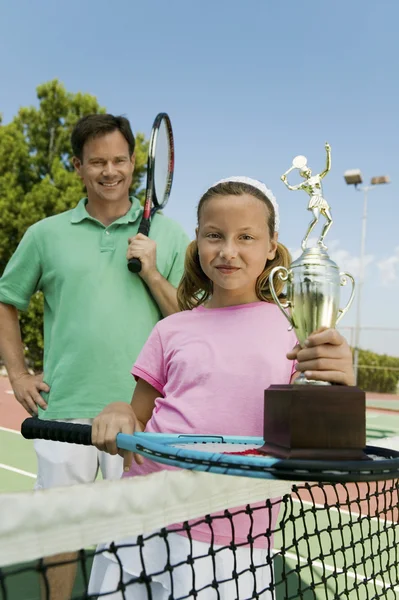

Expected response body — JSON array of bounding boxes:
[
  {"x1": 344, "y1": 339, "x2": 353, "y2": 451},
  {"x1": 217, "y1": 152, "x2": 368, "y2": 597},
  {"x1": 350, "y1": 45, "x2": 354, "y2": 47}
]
[
  {"x1": 288, "y1": 240, "x2": 399, "y2": 287},
  {"x1": 377, "y1": 246, "x2": 399, "y2": 285},
  {"x1": 288, "y1": 238, "x2": 374, "y2": 280}
]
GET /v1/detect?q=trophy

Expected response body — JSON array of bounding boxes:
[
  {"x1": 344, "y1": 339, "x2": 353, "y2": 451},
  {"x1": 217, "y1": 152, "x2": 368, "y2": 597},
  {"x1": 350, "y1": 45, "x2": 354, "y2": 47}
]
[{"x1": 261, "y1": 144, "x2": 366, "y2": 460}]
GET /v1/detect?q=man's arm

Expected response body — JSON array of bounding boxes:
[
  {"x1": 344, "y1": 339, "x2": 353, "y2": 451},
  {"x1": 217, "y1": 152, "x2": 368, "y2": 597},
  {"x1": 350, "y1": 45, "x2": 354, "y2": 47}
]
[
  {"x1": 0, "y1": 225, "x2": 50, "y2": 413},
  {"x1": 141, "y1": 270, "x2": 179, "y2": 317},
  {"x1": 0, "y1": 303, "x2": 49, "y2": 414},
  {"x1": 127, "y1": 231, "x2": 187, "y2": 317},
  {"x1": 0, "y1": 303, "x2": 28, "y2": 382}
]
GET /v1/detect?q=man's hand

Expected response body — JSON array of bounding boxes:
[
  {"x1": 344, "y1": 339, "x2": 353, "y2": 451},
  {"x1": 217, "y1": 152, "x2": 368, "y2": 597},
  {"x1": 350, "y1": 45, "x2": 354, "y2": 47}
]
[
  {"x1": 127, "y1": 234, "x2": 158, "y2": 281},
  {"x1": 92, "y1": 402, "x2": 145, "y2": 471},
  {"x1": 287, "y1": 328, "x2": 354, "y2": 386},
  {"x1": 11, "y1": 373, "x2": 49, "y2": 416}
]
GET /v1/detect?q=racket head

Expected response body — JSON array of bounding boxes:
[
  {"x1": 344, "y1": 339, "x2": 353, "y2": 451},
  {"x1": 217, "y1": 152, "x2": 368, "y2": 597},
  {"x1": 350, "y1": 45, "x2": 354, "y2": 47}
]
[
  {"x1": 128, "y1": 113, "x2": 174, "y2": 272},
  {"x1": 141, "y1": 115, "x2": 158, "y2": 220},
  {"x1": 292, "y1": 155, "x2": 308, "y2": 169},
  {"x1": 146, "y1": 112, "x2": 174, "y2": 213},
  {"x1": 116, "y1": 432, "x2": 399, "y2": 483}
]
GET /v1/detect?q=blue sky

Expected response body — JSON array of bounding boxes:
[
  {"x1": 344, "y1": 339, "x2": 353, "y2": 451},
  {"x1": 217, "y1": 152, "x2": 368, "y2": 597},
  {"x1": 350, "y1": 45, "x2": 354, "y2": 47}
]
[{"x1": 1, "y1": 1, "x2": 398, "y2": 356}]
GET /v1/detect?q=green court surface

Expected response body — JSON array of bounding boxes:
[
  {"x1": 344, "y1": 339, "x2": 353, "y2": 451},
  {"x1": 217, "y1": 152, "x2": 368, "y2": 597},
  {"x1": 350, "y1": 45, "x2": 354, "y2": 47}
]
[
  {"x1": 1, "y1": 560, "x2": 92, "y2": 600},
  {"x1": 0, "y1": 430, "x2": 36, "y2": 492},
  {"x1": 367, "y1": 399, "x2": 399, "y2": 412},
  {"x1": 1, "y1": 412, "x2": 399, "y2": 599},
  {"x1": 273, "y1": 491, "x2": 398, "y2": 599}
]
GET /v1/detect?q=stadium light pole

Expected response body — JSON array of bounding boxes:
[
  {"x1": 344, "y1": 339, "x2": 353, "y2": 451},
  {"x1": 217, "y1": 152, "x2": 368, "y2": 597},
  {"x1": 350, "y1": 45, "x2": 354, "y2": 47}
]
[{"x1": 343, "y1": 170, "x2": 390, "y2": 385}]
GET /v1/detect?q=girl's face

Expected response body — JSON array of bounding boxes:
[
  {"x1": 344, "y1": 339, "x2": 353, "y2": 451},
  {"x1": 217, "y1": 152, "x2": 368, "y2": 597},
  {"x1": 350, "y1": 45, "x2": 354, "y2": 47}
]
[{"x1": 197, "y1": 193, "x2": 278, "y2": 306}]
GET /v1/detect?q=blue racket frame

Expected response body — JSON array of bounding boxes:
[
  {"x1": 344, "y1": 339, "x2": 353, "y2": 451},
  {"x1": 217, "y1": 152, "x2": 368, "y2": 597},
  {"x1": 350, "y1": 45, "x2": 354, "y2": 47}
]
[
  {"x1": 119, "y1": 433, "x2": 277, "y2": 478},
  {"x1": 21, "y1": 419, "x2": 399, "y2": 483}
]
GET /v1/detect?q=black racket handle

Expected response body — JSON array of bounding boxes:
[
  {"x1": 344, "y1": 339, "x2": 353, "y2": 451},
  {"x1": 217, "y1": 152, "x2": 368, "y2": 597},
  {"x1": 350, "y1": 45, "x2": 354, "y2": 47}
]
[
  {"x1": 127, "y1": 218, "x2": 151, "y2": 273},
  {"x1": 21, "y1": 418, "x2": 93, "y2": 446}
]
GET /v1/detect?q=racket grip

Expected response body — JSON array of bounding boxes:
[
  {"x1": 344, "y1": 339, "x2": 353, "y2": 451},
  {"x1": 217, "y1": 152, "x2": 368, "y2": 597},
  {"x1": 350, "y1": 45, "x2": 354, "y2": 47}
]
[
  {"x1": 127, "y1": 218, "x2": 151, "y2": 273},
  {"x1": 127, "y1": 257, "x2": 142, "y2": 273},
  {"x1": 21, "y1": 418, "x2": 93, "y2": 446},
  {"x1": 138, "y1": 219, "x2": 151, "y2": 237}
]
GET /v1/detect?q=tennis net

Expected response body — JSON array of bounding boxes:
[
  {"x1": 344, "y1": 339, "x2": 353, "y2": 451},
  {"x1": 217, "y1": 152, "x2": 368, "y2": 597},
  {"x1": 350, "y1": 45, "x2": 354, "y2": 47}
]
[{"x1": 0, "y1": 467, "x2": 398, "y2": 599}]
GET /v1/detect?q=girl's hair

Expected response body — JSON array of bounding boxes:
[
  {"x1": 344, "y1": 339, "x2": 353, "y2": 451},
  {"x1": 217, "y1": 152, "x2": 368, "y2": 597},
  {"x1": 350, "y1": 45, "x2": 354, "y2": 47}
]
[{"x1": 177, "y1": 181, "x2": 291, "y2": 311}]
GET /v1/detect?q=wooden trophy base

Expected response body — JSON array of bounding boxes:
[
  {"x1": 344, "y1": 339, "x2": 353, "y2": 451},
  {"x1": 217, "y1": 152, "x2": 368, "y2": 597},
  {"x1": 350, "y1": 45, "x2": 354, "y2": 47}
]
[{"x1": 261, "y1": 384, "x2": 367, "y2": 460}]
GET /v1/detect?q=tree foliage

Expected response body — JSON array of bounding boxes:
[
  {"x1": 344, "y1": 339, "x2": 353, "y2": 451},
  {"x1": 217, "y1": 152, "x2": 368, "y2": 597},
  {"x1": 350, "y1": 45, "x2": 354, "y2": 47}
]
[
  {"x1": 0, "y1": 80, "x2": 148, "y2": 369},
  {"x1": 357, "y1": 348, "x2": 399, "y2": 394}
]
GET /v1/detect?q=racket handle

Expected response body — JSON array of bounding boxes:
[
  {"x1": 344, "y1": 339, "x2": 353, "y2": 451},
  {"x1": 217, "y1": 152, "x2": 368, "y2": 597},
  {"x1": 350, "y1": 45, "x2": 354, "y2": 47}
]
[
  {"x1": 137, "y1": 218, "x2": 151, "y2": 237},
  {"x1": 21, "y1": 418, "x2": 92, "y2": 446},
  {"x1": 127, "y1": 257, "x2": 142, "y2": 273},
  {"x1": 127, "y1": 218, "x2": 151, "y2": 273}
]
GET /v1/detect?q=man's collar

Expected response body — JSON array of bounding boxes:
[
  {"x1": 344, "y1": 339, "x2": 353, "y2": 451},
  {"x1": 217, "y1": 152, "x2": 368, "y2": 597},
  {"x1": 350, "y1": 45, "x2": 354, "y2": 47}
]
[{"x1": 70, "y1": 197, "x2": 142, "y2": 225}]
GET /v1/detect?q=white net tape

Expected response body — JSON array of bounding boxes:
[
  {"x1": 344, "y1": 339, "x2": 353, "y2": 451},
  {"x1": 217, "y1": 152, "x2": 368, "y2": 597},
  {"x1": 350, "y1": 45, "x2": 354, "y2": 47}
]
[{"x1": 0, "y1": 469, "x2": 292, "y2": 567}]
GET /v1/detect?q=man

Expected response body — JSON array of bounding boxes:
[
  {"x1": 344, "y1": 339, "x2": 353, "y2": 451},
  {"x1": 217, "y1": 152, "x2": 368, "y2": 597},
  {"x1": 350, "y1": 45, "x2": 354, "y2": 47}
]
[{"x1": 0, "y1": 114, "x2": 190, "y2": 599}]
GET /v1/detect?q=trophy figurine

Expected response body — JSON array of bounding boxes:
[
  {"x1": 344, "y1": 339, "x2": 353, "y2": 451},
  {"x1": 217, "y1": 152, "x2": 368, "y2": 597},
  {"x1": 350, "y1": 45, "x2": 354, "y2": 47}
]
[
  {"x1": 281, "y1": 142, "x2": 333, "y2": 252},
  {"x1": 261, "y1": 143, "x2": 366, "y2": 460}
]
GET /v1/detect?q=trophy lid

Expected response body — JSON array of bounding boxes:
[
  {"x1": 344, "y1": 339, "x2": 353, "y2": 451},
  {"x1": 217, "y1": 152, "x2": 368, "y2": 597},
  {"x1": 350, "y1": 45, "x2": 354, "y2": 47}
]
[{"x1": 291, "y1": 247, "x2": 339, "y2": 270}]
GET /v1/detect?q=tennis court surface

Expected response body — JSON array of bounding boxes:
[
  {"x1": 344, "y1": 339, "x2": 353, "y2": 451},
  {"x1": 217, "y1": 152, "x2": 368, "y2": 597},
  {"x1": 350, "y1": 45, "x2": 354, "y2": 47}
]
[{"x1": 1, "y1": 376, "x2": 399, "y2": 599}]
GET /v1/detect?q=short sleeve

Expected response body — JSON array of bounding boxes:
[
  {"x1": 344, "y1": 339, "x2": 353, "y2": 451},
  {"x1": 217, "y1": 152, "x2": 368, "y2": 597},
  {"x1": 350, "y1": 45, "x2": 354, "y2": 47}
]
[
  {"x1": 165, "y1": 228, "x2": 190, "y2": 288},
  {"x1": 0, "y1": 227, "x2": 42, "y2": 310},
  {"x1": 132, "y1": 325, "x2": 166, "y2": 394}
]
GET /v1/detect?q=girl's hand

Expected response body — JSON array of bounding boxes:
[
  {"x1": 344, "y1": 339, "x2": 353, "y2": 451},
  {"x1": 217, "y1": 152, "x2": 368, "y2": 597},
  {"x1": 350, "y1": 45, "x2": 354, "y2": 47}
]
[
  {"x1": 287, "y1": 328, "x2": 355, "y2": 386},
  {"x1": 92, "y1": 401, "x2": 144, "y2": 471}
]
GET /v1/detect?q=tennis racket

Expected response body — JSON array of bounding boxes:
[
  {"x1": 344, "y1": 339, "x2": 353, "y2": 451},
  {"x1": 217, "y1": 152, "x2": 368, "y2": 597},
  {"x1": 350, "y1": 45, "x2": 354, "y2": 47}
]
[
  {"x1": 127, "y1": 112, "x2": 175, "y2": 273},
  {"x1": 281, "y1": 155, "x2": 308, "y2": 179},
  {"x1": 292, "y1": 155, "x2": 308, "y2": 169},
  {"x1": 21, "y1": 418, "x2": 399, "y2": 483}
]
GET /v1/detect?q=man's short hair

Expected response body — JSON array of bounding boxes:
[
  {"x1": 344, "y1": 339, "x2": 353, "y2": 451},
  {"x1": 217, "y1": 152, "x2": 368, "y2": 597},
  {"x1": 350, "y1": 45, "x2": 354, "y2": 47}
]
[{"x1": 71, "y1": 114, "x2": 135, "y2": 161}]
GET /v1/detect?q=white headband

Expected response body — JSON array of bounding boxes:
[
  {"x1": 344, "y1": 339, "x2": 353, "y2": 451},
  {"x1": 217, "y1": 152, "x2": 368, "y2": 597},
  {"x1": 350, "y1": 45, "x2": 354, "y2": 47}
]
[{"x1": 208, "y1": 176, "x2": 280, "y2": 232}]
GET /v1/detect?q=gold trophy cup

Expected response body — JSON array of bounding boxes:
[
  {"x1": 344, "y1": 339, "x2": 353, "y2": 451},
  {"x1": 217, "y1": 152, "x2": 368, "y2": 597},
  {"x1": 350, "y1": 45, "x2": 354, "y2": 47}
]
[{"x1": 261, "y1": 144, "x2": 366, "y2": 460}]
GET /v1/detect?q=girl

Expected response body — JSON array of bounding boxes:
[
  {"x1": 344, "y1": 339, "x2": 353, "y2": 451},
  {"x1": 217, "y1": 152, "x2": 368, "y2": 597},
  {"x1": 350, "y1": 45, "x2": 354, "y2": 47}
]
[{"x1": 89, "y1": 177, "x2": 354, "y2": 599}]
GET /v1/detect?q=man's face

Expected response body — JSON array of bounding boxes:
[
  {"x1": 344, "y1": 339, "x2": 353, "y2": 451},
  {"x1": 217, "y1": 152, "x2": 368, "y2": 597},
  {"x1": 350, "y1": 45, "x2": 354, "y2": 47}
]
[{"x1": 73, "y1": 130, "x2": 135, "y2": 204}]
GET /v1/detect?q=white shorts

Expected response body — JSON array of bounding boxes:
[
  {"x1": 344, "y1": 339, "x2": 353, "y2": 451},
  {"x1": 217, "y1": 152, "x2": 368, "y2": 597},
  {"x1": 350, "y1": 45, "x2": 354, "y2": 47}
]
[
  {"x1": 34, "y1": 418, "x2": 123, "y2": 489},
  {"x1": 89, "y1": 531, "x2": 273, "y2": 599}
]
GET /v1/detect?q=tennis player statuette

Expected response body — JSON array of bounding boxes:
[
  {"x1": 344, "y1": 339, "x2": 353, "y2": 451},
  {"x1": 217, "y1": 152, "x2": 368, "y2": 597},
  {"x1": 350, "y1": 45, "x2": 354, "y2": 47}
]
[
  {"x1": 271, "y1": 144, "x2": 355, "y2": 375},
  {"x1": 281, "y1": 143, "x2": 333, "y2": 252},
  {"x1": 262, "y1": 143, "x2": 366, "y2": 460}
]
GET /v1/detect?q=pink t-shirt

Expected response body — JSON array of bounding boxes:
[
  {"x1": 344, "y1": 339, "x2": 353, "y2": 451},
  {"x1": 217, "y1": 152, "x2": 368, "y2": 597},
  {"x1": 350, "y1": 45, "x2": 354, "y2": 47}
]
[{"x1": 124, "y1": 301, "x2": 297, "y2": 547}]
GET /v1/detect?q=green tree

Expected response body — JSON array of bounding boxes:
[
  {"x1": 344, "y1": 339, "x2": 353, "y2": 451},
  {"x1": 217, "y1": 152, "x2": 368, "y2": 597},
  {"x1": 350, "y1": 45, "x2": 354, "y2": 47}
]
[
  {"x1": 0, "y1": 80, "x2": 148, "y2": 370},
  {"x1": 357, "y1": 348, "x2": 399, "y2": 394}
]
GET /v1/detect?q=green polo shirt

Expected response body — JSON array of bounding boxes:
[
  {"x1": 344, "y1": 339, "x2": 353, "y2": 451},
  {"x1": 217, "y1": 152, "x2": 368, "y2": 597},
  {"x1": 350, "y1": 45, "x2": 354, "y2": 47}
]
[{"x1": 0, "y1": 197, "x2": 190, "y2": 419}]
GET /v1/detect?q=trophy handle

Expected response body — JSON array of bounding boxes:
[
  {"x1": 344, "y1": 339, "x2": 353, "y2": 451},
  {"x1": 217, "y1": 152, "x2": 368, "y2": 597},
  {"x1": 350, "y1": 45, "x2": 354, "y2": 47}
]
[
  {"x1": 269, "y1": 266, "x2": 294, "y2": 330},
  {"x1": 336, "y1": 272, "x2": 356, "y2": 325}
]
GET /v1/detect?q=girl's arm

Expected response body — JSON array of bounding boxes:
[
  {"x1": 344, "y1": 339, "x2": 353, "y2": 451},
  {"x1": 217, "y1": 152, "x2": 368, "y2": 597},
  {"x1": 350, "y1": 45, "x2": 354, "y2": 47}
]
[
  {"x1": 131, "y1": 378, "x2": 160, "y2": 429},
  {"x1": 92, "y1": 378, "x2": 161, "y2": 469}
]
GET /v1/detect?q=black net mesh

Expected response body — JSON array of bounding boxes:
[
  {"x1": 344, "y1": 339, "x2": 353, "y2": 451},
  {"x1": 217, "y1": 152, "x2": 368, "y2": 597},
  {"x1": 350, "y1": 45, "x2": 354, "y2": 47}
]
[{"x1": 1, "y1": 479, "x2": 398, "y2": 600}]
